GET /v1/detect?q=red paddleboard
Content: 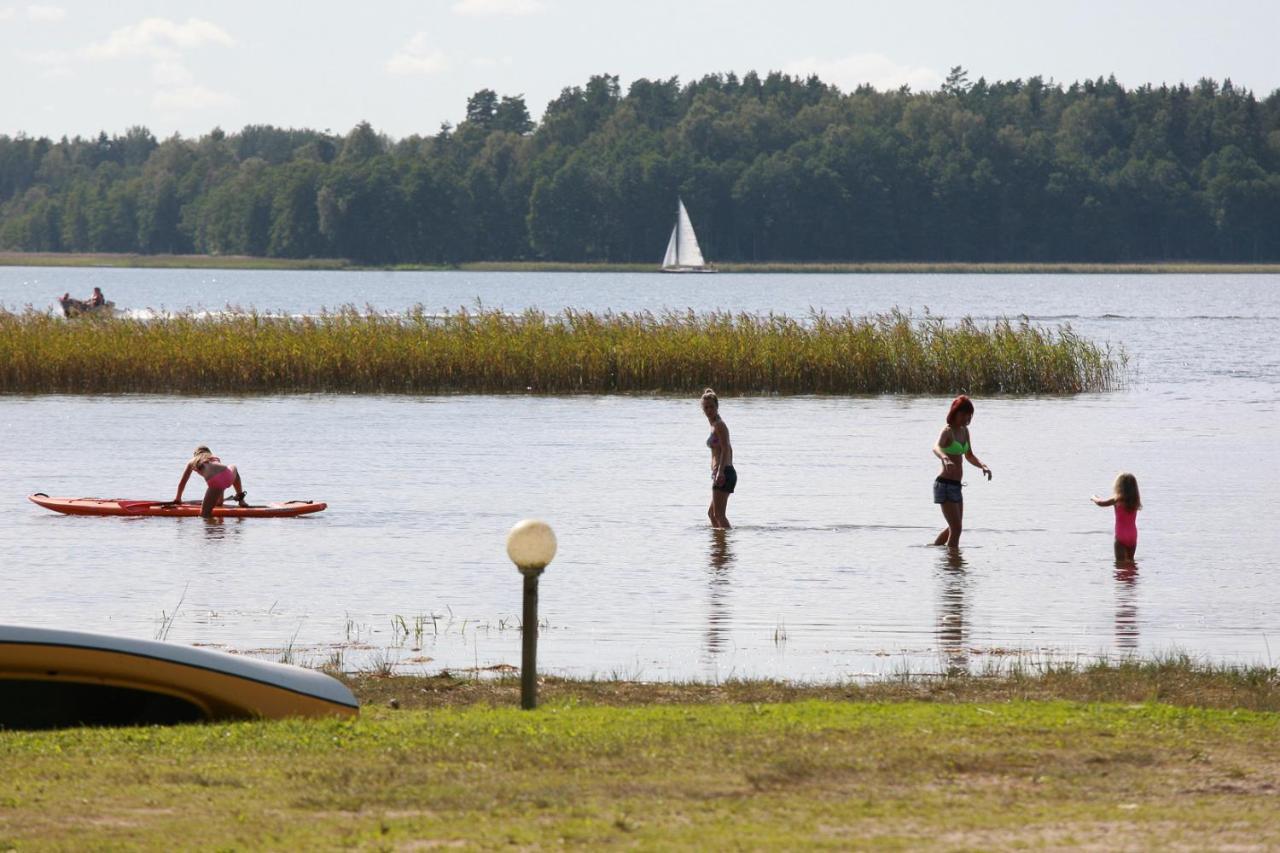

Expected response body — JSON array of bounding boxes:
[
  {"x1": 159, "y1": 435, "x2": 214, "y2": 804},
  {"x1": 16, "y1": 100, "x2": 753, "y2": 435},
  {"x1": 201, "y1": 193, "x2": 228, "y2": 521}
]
[{"x1": 28, "y1": 494, "x2": 326, "y2": 518}]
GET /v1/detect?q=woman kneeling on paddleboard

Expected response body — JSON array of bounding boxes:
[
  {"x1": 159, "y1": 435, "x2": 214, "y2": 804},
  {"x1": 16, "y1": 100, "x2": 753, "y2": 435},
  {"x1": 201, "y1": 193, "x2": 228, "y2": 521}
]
[{"x1": 174, "y1": 446, "x2": 247, "y2": 518}]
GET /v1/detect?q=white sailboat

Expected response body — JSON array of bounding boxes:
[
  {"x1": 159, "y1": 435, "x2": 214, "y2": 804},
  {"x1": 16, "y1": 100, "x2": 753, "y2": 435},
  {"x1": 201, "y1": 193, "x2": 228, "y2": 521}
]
[{"x1": 661, "y1": 198, "x2": 716, "y2": 273}]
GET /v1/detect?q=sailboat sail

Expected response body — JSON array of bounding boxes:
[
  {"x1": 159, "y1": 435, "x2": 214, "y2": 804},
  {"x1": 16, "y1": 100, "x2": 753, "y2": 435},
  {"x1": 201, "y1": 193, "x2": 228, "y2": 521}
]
[
  {"x1": 662, "y1": 225, "x2": 679, "y2": 268},
  {"x1": 661, "y1": 198, "x2": 708, "y2": 270}
]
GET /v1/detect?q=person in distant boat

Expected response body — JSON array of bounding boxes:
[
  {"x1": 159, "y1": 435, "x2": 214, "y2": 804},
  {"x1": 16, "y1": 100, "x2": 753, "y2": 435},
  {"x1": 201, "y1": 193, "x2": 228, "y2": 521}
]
[
  {"x1": 58, "y1": 292, "x2": 85, "y2": 317},
  {"x1": 174, "y1": 446, "x2": 247, "y2": 518},
  {"x1": 89, "y1": 287, "x2": 106, "y2": 307},
  {"x1": 1092, "y1": 472, "x2": 1142, "y2": 562},
  {"x1": 932, "y1": 395, "x2": 991, "y2": 548},
  {"x1": 702, "y1": 388, "x2": 735, "y2": 529}
]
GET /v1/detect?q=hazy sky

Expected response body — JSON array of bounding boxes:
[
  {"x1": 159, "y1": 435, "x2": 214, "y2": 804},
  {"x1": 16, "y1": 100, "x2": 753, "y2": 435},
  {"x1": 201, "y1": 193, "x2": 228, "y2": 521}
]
[{"x1": 3, "y1": 0, "x2": 1277, "y2": 140}]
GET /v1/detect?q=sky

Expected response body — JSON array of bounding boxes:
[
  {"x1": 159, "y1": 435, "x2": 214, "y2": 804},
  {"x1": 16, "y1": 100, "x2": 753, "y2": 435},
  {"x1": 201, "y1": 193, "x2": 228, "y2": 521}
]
[{"x1": 2, "y1": 0, "x2": 1278, "y2": 141}]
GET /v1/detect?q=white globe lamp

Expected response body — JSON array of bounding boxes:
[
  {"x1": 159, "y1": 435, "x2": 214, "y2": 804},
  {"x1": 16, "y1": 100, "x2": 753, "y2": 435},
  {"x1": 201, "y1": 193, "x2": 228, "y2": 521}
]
[{"x1": 506, "y1": 519, "x2": 556, "y2": 709}]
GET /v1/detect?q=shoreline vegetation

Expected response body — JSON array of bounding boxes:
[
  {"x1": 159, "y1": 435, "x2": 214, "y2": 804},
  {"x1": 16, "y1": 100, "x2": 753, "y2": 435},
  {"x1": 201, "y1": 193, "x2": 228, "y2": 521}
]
[
  {"x1": 3, "y1": 75, "x2": 1280, "y2": 268},
  {"x1": 4, "y1": 251, "x2": 1280, "y2": 273},
  {"x1": 2, "y1": 659, "x2": 1277, "y2": 847},
  {"x1": 341, "y1": 654, "x2": 1280, "y2": 712},
  {"x1": 0, "y1": 307, "x2": 1121, "y2": 395}
]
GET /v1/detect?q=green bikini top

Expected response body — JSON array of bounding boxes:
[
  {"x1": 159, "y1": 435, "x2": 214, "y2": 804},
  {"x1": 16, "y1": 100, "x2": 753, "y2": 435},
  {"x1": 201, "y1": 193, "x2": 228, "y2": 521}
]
[{"x1": 942, "y1": 434, "x2": 970, "y2": 455}]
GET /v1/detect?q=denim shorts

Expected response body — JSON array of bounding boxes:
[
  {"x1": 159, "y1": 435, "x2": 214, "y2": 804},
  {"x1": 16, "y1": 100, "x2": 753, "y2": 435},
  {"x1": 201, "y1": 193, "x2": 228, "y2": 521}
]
[{"x1": 933, "y1": 477, "x2": 963, "y2": 504}]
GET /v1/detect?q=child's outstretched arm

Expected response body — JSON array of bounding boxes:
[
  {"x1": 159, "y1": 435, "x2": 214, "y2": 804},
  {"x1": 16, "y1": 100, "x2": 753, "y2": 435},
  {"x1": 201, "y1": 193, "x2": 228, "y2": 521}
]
[{"x1": 1091, "y1": 495, "x2": 1117, "y2": 506}]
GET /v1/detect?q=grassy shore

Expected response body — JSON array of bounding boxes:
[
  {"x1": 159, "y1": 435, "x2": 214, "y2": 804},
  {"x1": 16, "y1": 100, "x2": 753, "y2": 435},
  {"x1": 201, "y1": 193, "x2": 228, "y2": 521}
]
[
  {"x1": 4, "y1": 251, "x2": 1280, "y2": 273},
  {"x1": 345, "y1": 655, "x2": 1280, "y2": 713},
  {"x1": 0, "y1": 307, "x2": 1121, "y2": 395},
  {"x1": 2, "y1": 660, "x2": 1277, "y2": 849}
]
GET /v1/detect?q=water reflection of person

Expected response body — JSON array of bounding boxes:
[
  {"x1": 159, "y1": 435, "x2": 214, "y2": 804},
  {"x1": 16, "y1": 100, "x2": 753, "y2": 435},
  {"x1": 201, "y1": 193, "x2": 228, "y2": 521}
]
[
  {"x1": 189, "y1": 516, "x2": 244, "y2": 542},
  {"x1": 704, "y1": 528, "x2": 734, "y2": 659},
  {"x1": 1114, "y1": 561, "x2": 1139, "y2": 652},
  {"x1": 936, "y1": 549, "x2": 970, "y2": 676}
]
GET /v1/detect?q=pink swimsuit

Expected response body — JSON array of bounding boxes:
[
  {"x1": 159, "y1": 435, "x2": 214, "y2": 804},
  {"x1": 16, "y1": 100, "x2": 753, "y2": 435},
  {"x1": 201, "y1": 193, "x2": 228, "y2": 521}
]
[
  {"x1": 1114, "y1": 505, "x2": 1138, "y2": 548},
  {"x1": 200, "y1": 458, "x2": 237, "y2": 492}
]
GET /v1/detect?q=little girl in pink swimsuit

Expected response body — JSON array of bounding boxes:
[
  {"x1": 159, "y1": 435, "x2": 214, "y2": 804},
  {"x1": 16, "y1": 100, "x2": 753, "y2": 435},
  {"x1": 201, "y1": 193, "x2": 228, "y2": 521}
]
[
  {"x1": 174, "y1": 445, "x2": 247, "y2": 518},
  {"x1": 1091, "y1": 472, "x2": 1142, "y2": 562}
]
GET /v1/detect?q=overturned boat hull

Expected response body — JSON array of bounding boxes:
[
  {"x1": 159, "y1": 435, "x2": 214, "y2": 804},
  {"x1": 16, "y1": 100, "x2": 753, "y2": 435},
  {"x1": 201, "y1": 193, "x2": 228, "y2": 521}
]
[{"x1": 0, "y1": 624, "x2": 357, "y2": 729}]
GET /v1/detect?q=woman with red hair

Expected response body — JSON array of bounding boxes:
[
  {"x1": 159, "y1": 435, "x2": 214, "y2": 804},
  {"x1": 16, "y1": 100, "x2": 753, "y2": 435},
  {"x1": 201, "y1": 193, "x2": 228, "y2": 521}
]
[{"x1": 932, "y1": 395, "x2": 991, "y2": 548}]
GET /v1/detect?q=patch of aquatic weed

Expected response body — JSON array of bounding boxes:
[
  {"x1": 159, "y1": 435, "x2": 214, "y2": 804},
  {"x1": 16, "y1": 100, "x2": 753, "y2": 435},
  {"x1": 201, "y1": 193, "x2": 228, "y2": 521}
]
[{"x1": 0, "y1": 306, "x2": 1124, "y2": 395}]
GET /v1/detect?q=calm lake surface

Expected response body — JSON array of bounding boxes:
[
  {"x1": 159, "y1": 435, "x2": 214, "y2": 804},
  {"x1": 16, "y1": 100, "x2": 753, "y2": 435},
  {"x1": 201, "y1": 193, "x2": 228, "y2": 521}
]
[{"x1": 2, "y1": 268, "x2": 1278, "y2": 680}]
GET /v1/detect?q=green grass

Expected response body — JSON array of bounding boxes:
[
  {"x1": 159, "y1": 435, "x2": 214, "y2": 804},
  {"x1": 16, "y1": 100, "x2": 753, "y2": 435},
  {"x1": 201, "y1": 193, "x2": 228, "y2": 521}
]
[
  {"x1": 4, "y1": 658, "x2": 1277, "y2": 848},
  {"x1": 4, "y1": 251, "x2": 1280, "y2": 273},
  {"x1": 0, "y1": 307, "x2": 1122, "y2": 395},
  {"x1": 1, "y1": 700, "x2": 1276, "y2": 849}
]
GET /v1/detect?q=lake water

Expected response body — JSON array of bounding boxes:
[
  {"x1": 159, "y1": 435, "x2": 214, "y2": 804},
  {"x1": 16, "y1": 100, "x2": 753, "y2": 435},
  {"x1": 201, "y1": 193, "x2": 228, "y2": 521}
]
[{"x1": 1, "y1": 267, "x2": 1278, "y2": 680}]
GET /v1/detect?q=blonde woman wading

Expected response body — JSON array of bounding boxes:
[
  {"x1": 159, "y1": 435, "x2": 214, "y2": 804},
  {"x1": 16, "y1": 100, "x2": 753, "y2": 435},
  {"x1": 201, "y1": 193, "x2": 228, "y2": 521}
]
[{"x1": 702, "y1": 389, "x2": 735, "y2": 529}]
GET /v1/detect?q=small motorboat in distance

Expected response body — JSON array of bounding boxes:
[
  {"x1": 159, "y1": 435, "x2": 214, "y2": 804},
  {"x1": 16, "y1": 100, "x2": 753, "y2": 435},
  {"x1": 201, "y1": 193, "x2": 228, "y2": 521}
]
[
  {"x1": 59, "y1": 292, "x2": 118, "y2": 319},
  {"x1": 0, "y1": 624, "x2": 358, "y2": 729},
  {"x1": 29, "y1": 494, "x2": 327, "y2": 518}
]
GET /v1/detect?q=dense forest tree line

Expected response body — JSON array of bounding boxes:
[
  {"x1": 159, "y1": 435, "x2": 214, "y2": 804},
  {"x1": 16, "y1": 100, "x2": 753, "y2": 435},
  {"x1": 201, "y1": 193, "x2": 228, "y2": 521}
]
[{"x1": 2, "y1": 68, "x2": 1279, "y2": 263}]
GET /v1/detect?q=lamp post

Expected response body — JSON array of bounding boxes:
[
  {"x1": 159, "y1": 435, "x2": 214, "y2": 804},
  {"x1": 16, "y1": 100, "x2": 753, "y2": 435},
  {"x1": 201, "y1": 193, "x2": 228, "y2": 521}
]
[{"x1": 505, "y1": 519, "x2": 557, "y2": 710}]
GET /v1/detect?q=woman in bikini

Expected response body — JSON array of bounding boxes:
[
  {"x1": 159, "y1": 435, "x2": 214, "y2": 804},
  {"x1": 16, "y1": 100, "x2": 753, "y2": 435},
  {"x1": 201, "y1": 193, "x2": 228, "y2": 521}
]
[
  {"x1": 932, "y1": 395, "x2": 991, "y2": 548},
  {"x1": 174, "y1": 446, "x2": 247, "y2": 518},
  {"x1": 702, "y1": 388, "x2": 735, "y2": 529}
]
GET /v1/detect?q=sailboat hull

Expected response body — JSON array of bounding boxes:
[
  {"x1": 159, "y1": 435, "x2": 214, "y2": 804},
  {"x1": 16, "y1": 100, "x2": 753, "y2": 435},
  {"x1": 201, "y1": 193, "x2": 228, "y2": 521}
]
[{"x1": 660, "y1": 266, "x2": 718, "y2": 274}]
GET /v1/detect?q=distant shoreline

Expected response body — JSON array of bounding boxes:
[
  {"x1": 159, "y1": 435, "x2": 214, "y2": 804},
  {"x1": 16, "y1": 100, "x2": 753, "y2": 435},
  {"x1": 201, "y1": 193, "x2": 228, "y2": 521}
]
[{"x1": 2, "y1": 251, "x2": 1279, "y2": 274}]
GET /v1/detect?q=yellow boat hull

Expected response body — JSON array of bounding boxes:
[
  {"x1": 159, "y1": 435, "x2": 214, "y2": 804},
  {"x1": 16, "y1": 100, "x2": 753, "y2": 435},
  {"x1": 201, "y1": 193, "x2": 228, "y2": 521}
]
[{"x1": 0, "y1": 625, "x2": 357, "y2": 728}]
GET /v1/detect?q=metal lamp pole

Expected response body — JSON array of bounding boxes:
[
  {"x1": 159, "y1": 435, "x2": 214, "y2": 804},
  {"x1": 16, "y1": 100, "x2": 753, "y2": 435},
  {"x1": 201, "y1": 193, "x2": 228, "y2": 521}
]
[{"x1": 505, "y1": 519, "x2": 557, "y2": 710}]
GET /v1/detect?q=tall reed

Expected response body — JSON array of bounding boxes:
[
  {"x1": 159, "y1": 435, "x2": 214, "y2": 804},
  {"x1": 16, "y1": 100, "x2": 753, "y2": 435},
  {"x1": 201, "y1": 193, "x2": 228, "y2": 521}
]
[{"x1": 0, "y1": 307, "x2": 1122, "y2": 395}]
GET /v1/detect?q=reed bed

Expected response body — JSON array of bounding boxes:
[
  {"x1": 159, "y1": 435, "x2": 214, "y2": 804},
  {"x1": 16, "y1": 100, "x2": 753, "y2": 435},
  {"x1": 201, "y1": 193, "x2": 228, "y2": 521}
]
[{"x1": 0, "y1": 307, "x2": 1122, "y2": 395}]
